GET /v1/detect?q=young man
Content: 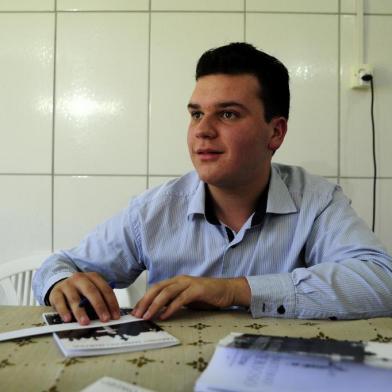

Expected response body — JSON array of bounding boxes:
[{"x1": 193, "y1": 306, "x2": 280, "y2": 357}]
[{"x1": 33, "y1": 43, "x2": 392, "y2": 325}]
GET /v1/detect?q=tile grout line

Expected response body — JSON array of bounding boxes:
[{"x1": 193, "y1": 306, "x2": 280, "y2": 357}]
[
  {"x1": 146, "y1": 1, "x2": 152, "y2": 190},
  {"x1": 0, "y1": 10, "x2": 392, "y2": 16},
  {"x1": 337, "y1": 0, "x2": 342, "y2": 185},
  {"x1": 243, "y1": 0, "x2": 246, "y2": 41},
  {"x1": 50, "y1": 0, "x2": 58, "y2": 253},
  {"x1": 2, "y1": 173, "x2": 392, "y2": 180}
]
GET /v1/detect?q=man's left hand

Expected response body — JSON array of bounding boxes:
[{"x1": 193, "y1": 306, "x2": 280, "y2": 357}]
[{"x1": 131, "y1": 275, "x2": 251, "y2": 320}]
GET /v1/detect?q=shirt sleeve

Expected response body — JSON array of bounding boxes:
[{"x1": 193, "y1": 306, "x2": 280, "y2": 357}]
[
  {"x1": 33, "y1": 202, "x2": 145, "y2": 305},
  {"x1": 247, "y1": 186, "x2": 392, "y2": 319}
]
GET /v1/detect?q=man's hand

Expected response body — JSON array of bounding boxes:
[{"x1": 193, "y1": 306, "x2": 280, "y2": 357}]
[
  {"x1": 131, "y1": 275, "x2": 251, "y2": 320},
  {"x1": 48, "y1": 272, "x2": 120, "y2": 325}
]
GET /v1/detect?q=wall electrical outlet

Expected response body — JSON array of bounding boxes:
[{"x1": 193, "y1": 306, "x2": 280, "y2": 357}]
[{"x1": 351, "y1": 64, "x2": 373, "y2": 89}]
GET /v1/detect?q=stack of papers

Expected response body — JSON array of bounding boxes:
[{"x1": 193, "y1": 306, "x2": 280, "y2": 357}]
[
  {"x1": 43, "y1": 309, "x2": 179, "y2": 357},
  {"x1": 195, "y1": 333, "x2": 392, "y2": 392}
]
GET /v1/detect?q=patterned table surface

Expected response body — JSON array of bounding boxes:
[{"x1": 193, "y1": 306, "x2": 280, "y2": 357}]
[{"x1": 1, "y1": 306, "x2": 392, "y2": 391}]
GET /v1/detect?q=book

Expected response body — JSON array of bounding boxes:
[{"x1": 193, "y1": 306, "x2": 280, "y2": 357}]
[
  {"x1": 43, "y1": 308, "x2": 179, "y2": 357},
  {"x1": 195, "y1": 333, "x2": 392, "y2": 392}
]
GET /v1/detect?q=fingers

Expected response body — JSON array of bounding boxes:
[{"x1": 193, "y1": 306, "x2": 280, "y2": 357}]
[
  {"x1": 62, "y1": 281, "x2": 94, "y2": 325},
  {"x1": 132, "y1": 276, "x2": 216, "y2": 321},
  {"x1": 147, "y1": 283, "x2": 189, "y2": 320},
  {"x1": 49, "y1": 272, "x2": 120, "y2": 325},
  {"x1": 49, "y1": 288, "x2": 73, "y2": 323},
  {"x1": 158, "y1": 290, "x2": 193, "y2": 320},
  {"x1": 132, "y1": 278, "x2": 190, "y2": 320},
  {"x1": 88, "y1": 274, "x2": 120, "y2": 320},
  {"x1": 131, "y1": 276, "x2": 246, "y2": 321},
  {"x1": 131, "y1": 279, "x2": 183, "y2": 319}
]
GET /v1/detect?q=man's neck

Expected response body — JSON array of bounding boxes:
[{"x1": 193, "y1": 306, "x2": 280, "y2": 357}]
[{"x1": 207, "y1": 171, "x2": 270, "y2": 233}]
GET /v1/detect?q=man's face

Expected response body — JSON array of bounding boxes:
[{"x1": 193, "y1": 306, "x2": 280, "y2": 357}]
[{"x1": 187, "y1": 73, "x2": 285, "y2": 190}]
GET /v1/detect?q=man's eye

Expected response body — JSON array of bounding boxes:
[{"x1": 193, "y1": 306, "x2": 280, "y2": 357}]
[
  {"x1": 221, "y1": 111, "x2": 237, "y2": 120},
  {"x1": 191, "y1": 111, "x2": 203, "y2": 120}
]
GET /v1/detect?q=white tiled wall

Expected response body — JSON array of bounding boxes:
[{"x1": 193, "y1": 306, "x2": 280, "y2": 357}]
[
  {"x1": 341, "y1": 0, "x2": 392, "y2": 13},
  {"x1": 0, "y1": 175, "x2": 52, "y2": 262},
  {"x1": 247, "y1": 13, "x2": 339, "y2": 176},
  {"x1": 55, "y1": 12, "x2": 149, "y2": 175},
  {"x1": 53, "y1": 175, "x2": 146, "y2": 249},
  {"x1": 246, "y1": 0, "x2": 339, "y2": 12},
  {"x1": 149, "y1": 12, "x2": 244, "y2": 175},
  {"x1": 0, "y1": 13, "x2": 54, "y2": 173},
  {"x1": 1, "y1": 0, "x2": 391, "y2": 274},
  {"x1": 340, "y1": 14, "x2": 392, "y2": 178}
]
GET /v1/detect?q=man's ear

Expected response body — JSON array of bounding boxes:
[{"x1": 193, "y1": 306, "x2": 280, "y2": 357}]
[{"x1": 267, "y1": 117, "x2": 287, "y2": 152}]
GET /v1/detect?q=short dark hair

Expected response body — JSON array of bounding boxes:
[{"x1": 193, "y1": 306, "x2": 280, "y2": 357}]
[{"x1": 195, "y1": 42, "x2": 290, "y2": 121}]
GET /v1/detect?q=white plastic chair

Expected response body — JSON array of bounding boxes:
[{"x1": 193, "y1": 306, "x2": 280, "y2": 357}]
[
  {"x1": 0, "y1": 253, "x2": 48, "y2": 306},
  {"x1": 115, "y1": 271, "x2": 147, "y2": 308},
  {"x1": 0, "y1": 253, "x2": 147, "y2": 307}
]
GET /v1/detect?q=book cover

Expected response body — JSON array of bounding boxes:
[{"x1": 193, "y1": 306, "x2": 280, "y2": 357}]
[
  {"x1": 43, "y1": 309, "x2": 179, "y2": 357},
  {"x1": 195, "y1": 333, "x2": 392, "y2": 392},
  {"x1": 219, "y1": 332, "x2": 392, "y2": 367}
]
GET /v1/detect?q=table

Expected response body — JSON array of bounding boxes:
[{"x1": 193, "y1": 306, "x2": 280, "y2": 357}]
[{"x1": 1, "y1": 306, "x2": 392, "y2": 391}]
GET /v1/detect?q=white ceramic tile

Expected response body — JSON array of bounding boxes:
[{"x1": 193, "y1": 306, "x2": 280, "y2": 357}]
[
  {"x1": 340, "y1": 15, "x2": 392, "y2": 177},
  {"x1": 339, "y1": 178, "x2": 373, "y2": 227},
  {"x1": 326, "y1": 177, "x2": 338, "y2": 184},
  {"x1": 0, "y1": 176, "x2": 51, "y2": 264},
  {"x1": 341, "y1": 0, "x2": 392, "y2": 14},
  {"x1": 149, "y1": 13, "x2": 244, "y2": 175},
  {"x1": 0, "y1": 14, "x2": 54, "y2": 173},
  {"x1": 376, "y1": 179, "x2": 392, "y2": 254},
  {"x1": 151, "y1": 0, "x2": 243, "y2": 11},
  {"x1": 58, "y1": 0, "x2": 148, "y2": 11},
  {"x1": 0, "y1": 0, "x2": 54, "y2": 10},
  {"x1": 246, "y1": 14, "x2": 338, "y2": 177},
  {"x1": 54, "y1": 176, "x2": 146, "y2": 249},
  {"x1": 55, "y1": 13, "x2": 149, "y2": 175},
  {"x1": 148, "y1": 176, "x2": 179, "y2": 189},
  {"x1": 340, "y1": 178, "x2": 392, "y2": 253},
  {"x1": 246, "y1": 0, "x2": 338, "y2": 13}
]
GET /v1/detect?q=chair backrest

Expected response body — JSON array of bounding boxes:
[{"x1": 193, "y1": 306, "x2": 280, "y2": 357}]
[
  {"x1": 0, "y1": 253, "x2": 148, "y2": 307},
  {"x1": 114, "y1": 271, "x2": 147, "y2": 307},
  {"x1": 0, "y1": 253, "x2": 49, "y2": 306}
]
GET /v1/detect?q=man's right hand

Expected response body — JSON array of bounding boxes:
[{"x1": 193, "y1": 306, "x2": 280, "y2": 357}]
[{"x1": 48, "y1": 272, "x2": 120, "y2": 325}]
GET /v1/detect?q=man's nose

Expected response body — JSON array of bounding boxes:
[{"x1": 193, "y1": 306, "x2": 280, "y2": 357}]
[{"x1": 194, "y1": 116, "x2": 217, "y2": 139}]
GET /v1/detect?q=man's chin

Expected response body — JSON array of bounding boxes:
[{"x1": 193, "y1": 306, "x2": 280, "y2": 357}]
[
  {"x1": 193, "y1": 164, "x2": 244, "y2": 189},
  {"x1": 198, "y1": 176, "x2": 226, "y2": 188}
]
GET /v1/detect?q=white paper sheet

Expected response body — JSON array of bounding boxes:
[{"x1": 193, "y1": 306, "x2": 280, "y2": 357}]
[{"x1": 0, "y1": 314, "x2": 141, "y2": 342}]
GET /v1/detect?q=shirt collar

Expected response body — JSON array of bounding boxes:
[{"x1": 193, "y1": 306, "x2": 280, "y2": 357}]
[
  {"x1": 202, "y1": 184, "x2": 274, "y2": 226},
  {"x1": 267, "y1": 164, "x2": 298, "y2": 214},
  {"x1": 187, "y1": 180, "x2": 206, "y2": 219},
  {"x1": 187, "y1": 165, "x2": 298, "y2": 221}
]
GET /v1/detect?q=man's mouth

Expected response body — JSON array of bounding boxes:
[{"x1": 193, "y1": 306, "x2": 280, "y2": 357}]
[
  {"x1": 195, "y1": 149, "x2": 223, "y2": 161},
  {"x1": 196, "y1": 148, "x2": 223, "y2": 155}
]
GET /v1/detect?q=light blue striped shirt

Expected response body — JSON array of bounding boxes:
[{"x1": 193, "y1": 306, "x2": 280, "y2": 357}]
[{"x1": 33, "y1": 163, "x2": 392, "y2": 319}]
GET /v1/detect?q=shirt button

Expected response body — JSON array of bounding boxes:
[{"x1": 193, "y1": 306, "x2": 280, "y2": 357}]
[{"x1": 277, "y1": 305, "x2": 286, "y2": 314}]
